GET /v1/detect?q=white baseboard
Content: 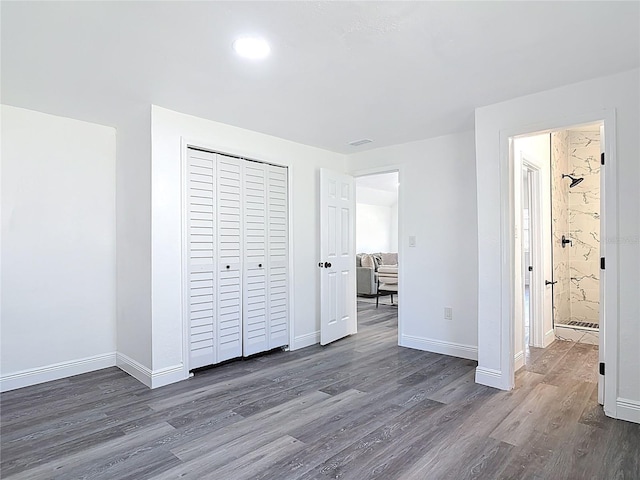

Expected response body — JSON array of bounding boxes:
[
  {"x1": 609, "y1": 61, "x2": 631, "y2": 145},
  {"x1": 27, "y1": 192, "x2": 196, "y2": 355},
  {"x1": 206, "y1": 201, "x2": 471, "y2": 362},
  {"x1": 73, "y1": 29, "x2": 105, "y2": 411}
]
[
  {"x1": 475, "y1": 366, "x2": 508, "y2": 390},
  {"x1": 151, "y1": 364, "x2": 187, "y2": 389},
  {"x1": 1, "y1": 352, "x2": 188, "y2": 393},
  {"x1": 514, "y1": 351, "x2": 525, "y2": 372},
  {"x1": 544, "y1": 328, "x2": 556, "y2": 347},
  {"x1": 400, "y1": 334, "x2": 478, "y2": 361},
  {"x1": 292, "y1": 331, "x2": 320, "y2": 350},
  {"x1": 616, "y1": 398, "x2": 640, "y2": 424},
  {"x1": 116, "y1": 352, "x2": 152, "y2": 388},
  {"x1": 0, "y1": 352, "x2": 116, "y2": 393}
]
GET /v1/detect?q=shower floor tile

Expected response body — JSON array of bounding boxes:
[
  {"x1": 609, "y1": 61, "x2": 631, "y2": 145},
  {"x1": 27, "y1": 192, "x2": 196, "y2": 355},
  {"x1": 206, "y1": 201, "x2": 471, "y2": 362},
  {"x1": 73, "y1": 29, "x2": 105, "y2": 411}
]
[{"x1": 564, "y1": 320, "x2": 599, "y2": 330}]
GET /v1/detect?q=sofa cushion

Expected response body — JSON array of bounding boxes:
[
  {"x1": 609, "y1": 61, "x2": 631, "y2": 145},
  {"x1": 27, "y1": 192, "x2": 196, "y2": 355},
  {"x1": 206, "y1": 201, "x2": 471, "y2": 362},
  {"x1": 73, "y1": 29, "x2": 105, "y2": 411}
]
[
  {"x1": 356, "y1": 254, "x2": 363, "y2": 267},
  {"x1": 380, "y1": 253, "x2": 398, "y2": 265},
  {"x1": 378, "y1": 265, "x2": 398, "y2": 275},
  {"x1": 378, "y1": 275, "x2": 398, "y2": 285}
]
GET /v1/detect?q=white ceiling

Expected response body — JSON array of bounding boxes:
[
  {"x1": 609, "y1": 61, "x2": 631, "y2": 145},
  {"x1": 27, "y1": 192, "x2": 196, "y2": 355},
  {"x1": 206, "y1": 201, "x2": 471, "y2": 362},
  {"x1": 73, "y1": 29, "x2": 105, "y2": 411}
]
[
  {"x1": 356, "y1": 172, "x2": 399, "y2": 193},
  {"x1": 2, "y1": 2, "x2": 639, "y2": 154},
  {"x1": 356, "y1": 172, "x2": 399, "y2": 206}
]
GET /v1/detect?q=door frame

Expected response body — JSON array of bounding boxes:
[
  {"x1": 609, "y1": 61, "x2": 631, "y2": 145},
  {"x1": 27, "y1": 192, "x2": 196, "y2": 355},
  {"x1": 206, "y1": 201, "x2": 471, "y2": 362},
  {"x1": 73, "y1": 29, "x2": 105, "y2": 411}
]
[
  {"x1": 179, "y1": 138, "x2": 295, "y2": 375},
  {"x1": 514, "y1": 158, "x2": 546, "y2": 372},
  {"x1": 500, "y1": 109, "x2": 617, "y2": 417},
  {"x1": 521, "y1": 160, "x2": 545, "y2": 349},
  {"x1": 350, "y1": 165, "x2": 403, "y2": 343}
]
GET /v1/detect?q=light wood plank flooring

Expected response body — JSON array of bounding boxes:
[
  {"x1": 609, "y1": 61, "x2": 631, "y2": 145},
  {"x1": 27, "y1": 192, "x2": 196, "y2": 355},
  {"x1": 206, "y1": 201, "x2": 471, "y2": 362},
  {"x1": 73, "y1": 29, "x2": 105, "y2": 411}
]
[{"x1": 1, "y1": 301, "x2": 638, "y2": 479}]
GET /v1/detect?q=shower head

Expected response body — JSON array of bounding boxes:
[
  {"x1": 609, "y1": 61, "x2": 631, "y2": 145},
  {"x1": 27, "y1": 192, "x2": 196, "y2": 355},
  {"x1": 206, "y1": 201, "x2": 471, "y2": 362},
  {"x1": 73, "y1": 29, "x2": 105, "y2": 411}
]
[{"x1": 562, "y1": 174, "x2": 584, "y2": 188}]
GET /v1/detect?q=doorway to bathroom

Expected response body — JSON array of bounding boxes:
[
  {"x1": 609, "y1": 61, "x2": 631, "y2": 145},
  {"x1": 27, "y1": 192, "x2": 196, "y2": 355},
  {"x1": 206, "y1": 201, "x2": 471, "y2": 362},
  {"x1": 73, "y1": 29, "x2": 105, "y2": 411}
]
[{"x1": 514, "y1": 121, "x2": 603, "y2": 401}]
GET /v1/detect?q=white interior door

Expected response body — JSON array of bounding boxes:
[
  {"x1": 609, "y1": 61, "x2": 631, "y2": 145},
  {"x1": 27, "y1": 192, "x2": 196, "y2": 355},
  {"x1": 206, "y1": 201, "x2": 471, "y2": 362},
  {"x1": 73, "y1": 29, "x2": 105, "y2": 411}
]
[
  {"x1": 187, "y1": 148, "x2": 217, "y2": 369},
  {"x1": 319, "y1": 168, "x2": 356, "y2": 345},
  {"x1": 216, "y1": 154, "x2": 243, "y2": 362},
  {"x1": 538, "y1": 162, "x2": 554, "y2": 348},
  {"x1": 526, "y1": 163, "x2": 552, "y2": 348}
]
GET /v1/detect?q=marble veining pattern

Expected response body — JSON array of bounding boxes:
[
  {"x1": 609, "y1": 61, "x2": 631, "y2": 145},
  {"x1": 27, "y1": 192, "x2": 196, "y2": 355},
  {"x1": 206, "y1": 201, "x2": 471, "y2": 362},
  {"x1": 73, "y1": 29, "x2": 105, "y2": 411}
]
[
  {"x1": 551, "y1": 129, "x2": 601, "y2": 330},
  {"x1": 568, "y1": 130, "x2": 600, "y2": 326}
]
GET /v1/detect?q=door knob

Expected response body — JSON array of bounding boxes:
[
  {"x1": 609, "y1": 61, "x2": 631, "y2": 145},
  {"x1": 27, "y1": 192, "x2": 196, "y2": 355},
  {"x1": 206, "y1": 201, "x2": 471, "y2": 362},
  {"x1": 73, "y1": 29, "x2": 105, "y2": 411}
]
[
  {"x1": 226, "y1": 265, "x2": 230, "y2": 269},
  {"x1": 258, "y1": 263, "x2": 262, "y2": 268},
  {"x1": 324, "y1": 262, "x2": 332, "y2": 268},
  {"x1": 545, "y1": 280, "x2": 557, "y2": 286}
]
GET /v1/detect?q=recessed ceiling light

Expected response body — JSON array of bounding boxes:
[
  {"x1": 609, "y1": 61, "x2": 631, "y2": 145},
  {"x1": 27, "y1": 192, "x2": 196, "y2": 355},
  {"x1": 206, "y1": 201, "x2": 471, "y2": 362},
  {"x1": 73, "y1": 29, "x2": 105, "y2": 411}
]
[{"x1": 233, "y1": 36, "x2": 270, "y2": 60}]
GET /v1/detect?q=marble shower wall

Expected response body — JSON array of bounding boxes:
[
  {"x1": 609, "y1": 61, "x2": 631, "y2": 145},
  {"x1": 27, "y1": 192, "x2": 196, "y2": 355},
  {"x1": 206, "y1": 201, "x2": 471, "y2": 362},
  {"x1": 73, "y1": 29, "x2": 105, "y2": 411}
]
[
  {"x1": 568, "y1": 129, "x2": 600, "y2": 325},
  {"x1": 551, "y1": 131, "x2": 571, "y2": 325},
  {"x1": 551, "y1": 128, "x2": 601, "y2": 326}
]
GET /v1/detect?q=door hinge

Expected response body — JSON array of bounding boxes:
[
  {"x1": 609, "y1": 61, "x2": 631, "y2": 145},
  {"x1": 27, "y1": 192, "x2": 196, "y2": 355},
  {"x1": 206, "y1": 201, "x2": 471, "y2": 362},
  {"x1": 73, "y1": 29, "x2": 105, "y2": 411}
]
[
  {"x1": 601, "y1": 257, "x2": 605, "y2": 270},
  {"x1": 599, "y1": 362, "x2": 605, "y2": 376},
  {"x1": 601, "y1": 152, "x2": 605, "y2": 165}
]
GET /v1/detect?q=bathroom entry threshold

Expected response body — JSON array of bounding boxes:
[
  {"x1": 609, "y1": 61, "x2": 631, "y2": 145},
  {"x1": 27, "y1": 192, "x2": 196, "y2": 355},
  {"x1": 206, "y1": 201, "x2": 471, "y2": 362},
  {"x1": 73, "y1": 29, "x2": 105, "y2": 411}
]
[{"x1": 556, "y1": 321, "x2": 599, "y2": 332}]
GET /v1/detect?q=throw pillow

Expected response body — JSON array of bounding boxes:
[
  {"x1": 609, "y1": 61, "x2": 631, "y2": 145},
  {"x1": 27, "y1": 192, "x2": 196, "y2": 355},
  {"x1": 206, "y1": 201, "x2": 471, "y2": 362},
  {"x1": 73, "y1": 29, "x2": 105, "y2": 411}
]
[{"x1": 360, "y1": 254, "x2": 375, "y2": 269}]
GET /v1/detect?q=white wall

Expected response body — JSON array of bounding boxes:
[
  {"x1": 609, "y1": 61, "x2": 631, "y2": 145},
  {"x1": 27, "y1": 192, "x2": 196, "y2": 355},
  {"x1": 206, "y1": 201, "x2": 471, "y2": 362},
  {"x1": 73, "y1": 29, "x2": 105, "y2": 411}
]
[
  {"x1": 1, "y1": 105, "x2": 117, "y2": 391},
  {"x1": 356, "y1": 203, "x2": 392, "y2": 253},
  {"x1": 115, "y1": 106, "x2": 153, "y2": 380},
  {"x1": 348, "y1": 131, "x2": 479, "y2": 360},
  {"x1": 150, "y1": 106, "x2": 346, "y2": 385},
  {"x1": 475, "y1": 69, "x2": 639, "y2": 423},
  {"x1": 355, "y1": 184, "x2": 398, "y2": 254}
]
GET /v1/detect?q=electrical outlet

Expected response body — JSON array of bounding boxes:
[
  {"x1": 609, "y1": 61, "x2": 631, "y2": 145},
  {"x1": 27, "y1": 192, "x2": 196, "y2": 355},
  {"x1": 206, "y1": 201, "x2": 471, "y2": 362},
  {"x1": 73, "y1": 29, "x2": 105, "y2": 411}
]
[
  {"x1": 444, "y1": 307, "x2": 453, "y2": 320},
  {"x1": 409, "y1": 235, "x2": 417, "y2": 247}
]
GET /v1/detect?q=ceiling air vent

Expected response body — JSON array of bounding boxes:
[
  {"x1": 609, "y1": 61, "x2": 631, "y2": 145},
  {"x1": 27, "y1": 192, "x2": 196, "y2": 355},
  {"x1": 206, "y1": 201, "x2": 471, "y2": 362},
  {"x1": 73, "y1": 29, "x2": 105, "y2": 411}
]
[{"x1": 348, "y1": 138, "x2": 373, "y2": 147}]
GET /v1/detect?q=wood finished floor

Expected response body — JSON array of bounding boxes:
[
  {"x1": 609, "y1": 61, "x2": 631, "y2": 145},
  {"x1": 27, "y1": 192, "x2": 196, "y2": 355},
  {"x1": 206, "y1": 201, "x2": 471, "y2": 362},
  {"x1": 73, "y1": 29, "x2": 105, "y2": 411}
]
[{"x1": 2, "y1": 301, "x2": 639, "y2": 479}]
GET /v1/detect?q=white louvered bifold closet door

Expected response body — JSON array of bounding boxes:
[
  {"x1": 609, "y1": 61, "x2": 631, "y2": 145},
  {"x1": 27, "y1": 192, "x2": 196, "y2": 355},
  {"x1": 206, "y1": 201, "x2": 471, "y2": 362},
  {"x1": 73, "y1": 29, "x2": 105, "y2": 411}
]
[
  {"x1": 216, "y1": 155, "x2": 243, "y2": 362},
  {"x1": 266, "y1": 165, "x2": 289, "y2": 348},
  {"x1": 187, "y1": 151, "x2": 289, "y2": 370},
  {"x1": 242, "y1": 162, "x2": 269, "y2": 356},
  {"x1": 187, "y1": 148, "x2": 217, "y2": 369}
]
